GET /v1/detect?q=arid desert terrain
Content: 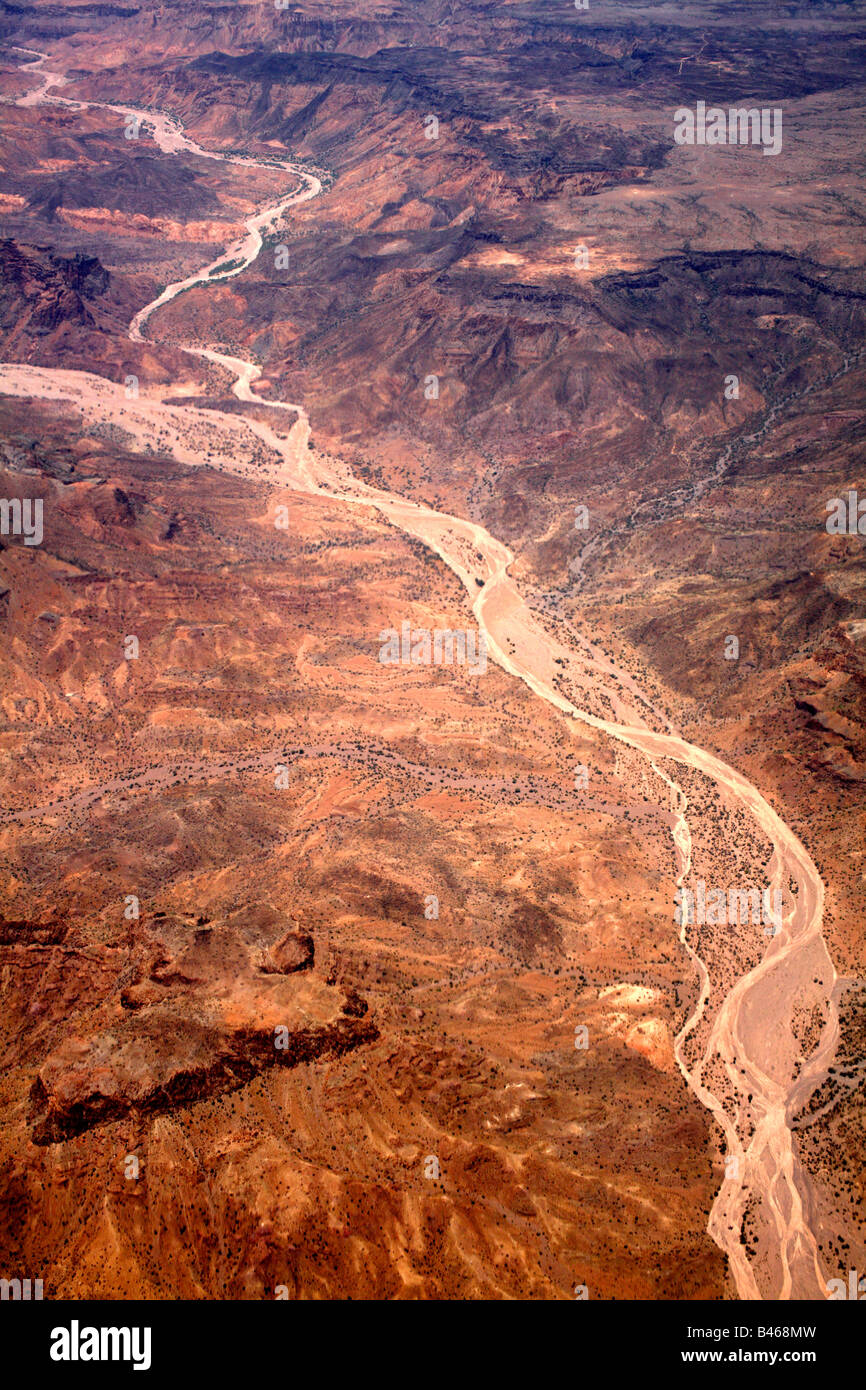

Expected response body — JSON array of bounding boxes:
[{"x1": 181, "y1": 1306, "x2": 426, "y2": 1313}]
[{"x1": 0, "y1": 0, "x2": 864, "y2": 1303}]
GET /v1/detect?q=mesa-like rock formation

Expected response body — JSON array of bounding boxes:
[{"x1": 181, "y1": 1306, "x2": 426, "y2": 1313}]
[{"x1": 23, "y1": 907, "x2": 374, "y2": 1145}]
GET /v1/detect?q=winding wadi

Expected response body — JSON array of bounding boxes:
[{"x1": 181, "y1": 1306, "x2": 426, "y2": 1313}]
[{"x1": 0, "y1": 48, "x2": 841, "y2": 1302}]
